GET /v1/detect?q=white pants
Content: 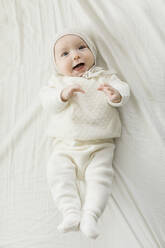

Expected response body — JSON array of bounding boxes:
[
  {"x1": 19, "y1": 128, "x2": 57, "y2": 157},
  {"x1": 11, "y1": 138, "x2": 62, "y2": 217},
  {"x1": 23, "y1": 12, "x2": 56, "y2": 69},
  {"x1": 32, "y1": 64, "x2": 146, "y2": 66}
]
[{"x1": 47, "y1": 138, "x2": 115, "y2": 220}]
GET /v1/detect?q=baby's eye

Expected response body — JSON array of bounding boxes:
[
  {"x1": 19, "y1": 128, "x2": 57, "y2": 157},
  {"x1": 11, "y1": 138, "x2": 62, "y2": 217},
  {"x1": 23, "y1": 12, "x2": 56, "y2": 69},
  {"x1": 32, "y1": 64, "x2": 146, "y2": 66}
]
[
  {"x1": 61, "y1": 51, "x2": 68, "y2": 57},
  {"x1": 79, "y1": 45, "x2": 86, "y2": 50}
]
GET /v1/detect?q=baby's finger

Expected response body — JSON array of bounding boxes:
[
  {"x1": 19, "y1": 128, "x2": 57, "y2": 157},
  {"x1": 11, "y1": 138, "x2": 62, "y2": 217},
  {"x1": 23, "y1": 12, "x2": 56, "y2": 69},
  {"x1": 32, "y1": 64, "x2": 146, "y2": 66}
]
[
  {"x1": 97, "y1": 83, "x2": 108, "y2": 89},
  {"x1": 101, "y1": 83, "x2": 110, "y2": 87},
  {"x1": 98, "y1": 87, "x2": 114, "y2": 95},
  {"x1": 104, "y1": 85, "x2": 115, "y2": 91},
  {"x1": 101, "y1": 83, "x2": 115, "y2": 89},
  {"x1": 72, "y1": 87, "x2": 85, "y2": 94},
  {"x1": 97, "y1": 85, "x2": 110, "y2": 91},
  {"x1": 98, "y1": 84, "x2": 115, "y2": 92},
  {"x1": 97, "y1": 86, "x2": 104, "y2": 91},
  {"x1": 76, "y1": 88, "x2": 85, "y2": 93}
]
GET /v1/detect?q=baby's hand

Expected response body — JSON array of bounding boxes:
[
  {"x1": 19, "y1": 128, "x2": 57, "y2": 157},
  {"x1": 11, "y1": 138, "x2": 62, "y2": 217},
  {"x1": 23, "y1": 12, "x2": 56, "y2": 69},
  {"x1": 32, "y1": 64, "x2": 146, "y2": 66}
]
[
  {"x1": 97, "y1": 83, "x2": 122, "y2": 103},
  {"x1": 61, "y1": 84, "x2": 85, "y2": 102}
]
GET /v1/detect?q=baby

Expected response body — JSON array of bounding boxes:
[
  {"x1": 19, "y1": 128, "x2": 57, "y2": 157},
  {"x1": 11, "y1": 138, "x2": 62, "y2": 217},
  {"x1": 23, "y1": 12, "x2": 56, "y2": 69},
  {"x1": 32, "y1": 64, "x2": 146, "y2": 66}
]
[{"x1": 39, "y1": 29, "x2": 130, "y2": 239}]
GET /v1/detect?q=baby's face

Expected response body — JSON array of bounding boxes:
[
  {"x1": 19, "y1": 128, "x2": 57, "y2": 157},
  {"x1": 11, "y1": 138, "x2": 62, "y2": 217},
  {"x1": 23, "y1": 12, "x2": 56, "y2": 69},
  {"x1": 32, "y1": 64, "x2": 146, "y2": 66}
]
[{"x1": 54, "y1": 35, "x2": 95, "y2": 77}]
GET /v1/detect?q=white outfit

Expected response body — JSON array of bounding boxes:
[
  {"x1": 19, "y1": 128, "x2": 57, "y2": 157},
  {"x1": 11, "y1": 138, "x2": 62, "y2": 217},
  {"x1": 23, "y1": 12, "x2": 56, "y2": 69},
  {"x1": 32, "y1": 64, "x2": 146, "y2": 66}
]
[
  {"x1": 39, "y1": 67, "x2": 130, "y2": 140},
  {"x1": 39, "y1": 66, "x2": 130, "y2": 238},
  {"x1": 48, "y1": 138, "x2": 115, "y2": 221}
]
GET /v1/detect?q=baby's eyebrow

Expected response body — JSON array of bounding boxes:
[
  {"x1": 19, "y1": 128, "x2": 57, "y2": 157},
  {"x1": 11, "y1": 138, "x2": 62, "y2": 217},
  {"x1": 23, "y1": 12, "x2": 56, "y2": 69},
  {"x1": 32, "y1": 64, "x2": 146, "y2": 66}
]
[
  {"x1": 77, "y1": 41, "x2": 87, "y2": 46},
  {"x1": 60, "y1": 42, "x2": 85, "y2": 50},
  {"x1": 60, "y1": 47, "x2": 68, "y2": 52}
]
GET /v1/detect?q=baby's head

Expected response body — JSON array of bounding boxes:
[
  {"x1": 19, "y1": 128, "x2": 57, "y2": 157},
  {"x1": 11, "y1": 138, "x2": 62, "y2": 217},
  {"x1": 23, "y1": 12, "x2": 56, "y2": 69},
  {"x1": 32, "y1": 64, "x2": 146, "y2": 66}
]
[{"x1": 53, "y1": 30, "x2": 97, "y2": 77}]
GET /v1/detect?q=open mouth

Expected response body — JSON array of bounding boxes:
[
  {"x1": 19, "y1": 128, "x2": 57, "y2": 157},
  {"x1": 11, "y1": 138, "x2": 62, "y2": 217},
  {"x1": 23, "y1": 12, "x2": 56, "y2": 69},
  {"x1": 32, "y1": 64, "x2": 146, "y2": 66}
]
[{"x1": 73, "y1": 63, "x2": 85, "y2": 71}]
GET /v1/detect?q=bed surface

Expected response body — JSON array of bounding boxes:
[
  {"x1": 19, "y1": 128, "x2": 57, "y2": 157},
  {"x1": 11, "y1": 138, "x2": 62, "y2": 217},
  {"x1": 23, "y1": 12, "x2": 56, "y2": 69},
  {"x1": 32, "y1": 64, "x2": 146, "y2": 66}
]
[{"x1": 0, "y1": 0, "x2": 165, "y2": 247}]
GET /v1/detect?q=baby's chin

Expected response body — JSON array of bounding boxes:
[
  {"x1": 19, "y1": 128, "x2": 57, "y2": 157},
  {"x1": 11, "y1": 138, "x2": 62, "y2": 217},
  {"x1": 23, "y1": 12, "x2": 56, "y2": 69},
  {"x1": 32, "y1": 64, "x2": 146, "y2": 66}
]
[
  {"x1": 71, "y1": 69, "x2": 87, "y2": 77},
  {"x1": 72, "y1": 71, "x2": 86, "y2": 77}
]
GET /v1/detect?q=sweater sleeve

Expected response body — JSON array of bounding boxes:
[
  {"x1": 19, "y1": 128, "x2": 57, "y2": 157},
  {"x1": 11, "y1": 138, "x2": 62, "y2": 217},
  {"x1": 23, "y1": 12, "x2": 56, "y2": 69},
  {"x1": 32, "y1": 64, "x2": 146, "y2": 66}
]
[
  {"x1": 39, "y1": 85, "x2": 69, "y2": 114},
  {"x1": 105, "y1": 74, "x2": 130, "y2": 107}
]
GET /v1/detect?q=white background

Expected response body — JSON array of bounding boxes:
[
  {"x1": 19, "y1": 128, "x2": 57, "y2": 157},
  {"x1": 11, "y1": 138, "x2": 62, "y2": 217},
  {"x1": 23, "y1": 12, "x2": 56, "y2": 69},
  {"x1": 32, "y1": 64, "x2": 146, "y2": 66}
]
[{"x1": 0, "y1": 0, "x2": 165, "y2": 247}]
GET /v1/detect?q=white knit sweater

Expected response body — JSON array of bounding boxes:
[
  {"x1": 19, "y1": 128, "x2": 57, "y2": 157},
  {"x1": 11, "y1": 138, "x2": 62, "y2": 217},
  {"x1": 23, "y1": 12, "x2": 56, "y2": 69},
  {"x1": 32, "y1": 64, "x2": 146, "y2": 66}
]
[{"x1": 39, "y1": 67, "x2": 130, "y2": 141}]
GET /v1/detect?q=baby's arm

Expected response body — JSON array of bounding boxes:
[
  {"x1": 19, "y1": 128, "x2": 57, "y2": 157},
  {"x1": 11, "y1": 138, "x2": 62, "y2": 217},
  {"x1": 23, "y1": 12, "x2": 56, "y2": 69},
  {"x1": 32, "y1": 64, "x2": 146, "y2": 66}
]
[
  {"x1": 61, "y1": 84, "x2": 85, "y2": 102},
  {"x1": 39, "y1": 85, "x2": 70, "y2": 114},
  {"x1": 98, "y1": 74, "x2": 130, "y2": 107},
  {"x1": 39, "y1": 83, "x2": 85, "y2": 114}
]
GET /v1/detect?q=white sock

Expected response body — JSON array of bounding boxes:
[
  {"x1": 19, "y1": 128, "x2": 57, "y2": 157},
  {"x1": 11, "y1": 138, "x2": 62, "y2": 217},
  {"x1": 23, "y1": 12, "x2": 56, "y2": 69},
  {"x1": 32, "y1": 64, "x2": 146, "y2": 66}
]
[
  {"x1": 80, "y1": 212, "x2": 99, "y2": 239},
  {"x1": 57, "y1": 212, "x2": 81, "y2": 233}
]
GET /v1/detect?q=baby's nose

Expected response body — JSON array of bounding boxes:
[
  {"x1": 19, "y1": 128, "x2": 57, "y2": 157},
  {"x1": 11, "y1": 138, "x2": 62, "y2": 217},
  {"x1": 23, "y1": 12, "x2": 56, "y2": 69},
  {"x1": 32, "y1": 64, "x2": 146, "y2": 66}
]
[{"x1": 74, "y1": 55, "x2": 80, "y2": 60}]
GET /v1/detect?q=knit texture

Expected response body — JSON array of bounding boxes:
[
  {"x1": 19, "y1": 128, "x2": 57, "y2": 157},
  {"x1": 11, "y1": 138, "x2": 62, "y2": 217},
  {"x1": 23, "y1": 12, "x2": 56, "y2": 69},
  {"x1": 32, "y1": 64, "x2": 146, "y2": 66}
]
[{"x1": 39, "y1": 67, "x2": 130, "y2": 140}]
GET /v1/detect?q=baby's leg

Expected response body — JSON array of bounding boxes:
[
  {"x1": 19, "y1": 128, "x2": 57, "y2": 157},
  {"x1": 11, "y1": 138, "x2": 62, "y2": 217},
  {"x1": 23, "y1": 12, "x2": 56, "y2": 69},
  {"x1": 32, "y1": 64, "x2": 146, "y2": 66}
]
[
  {"x1": 80, "y1": 142, "x2": 115, "y2": 239},
  {"x1": 47, "y1": 151, "x2": 81, "y2": 233}
]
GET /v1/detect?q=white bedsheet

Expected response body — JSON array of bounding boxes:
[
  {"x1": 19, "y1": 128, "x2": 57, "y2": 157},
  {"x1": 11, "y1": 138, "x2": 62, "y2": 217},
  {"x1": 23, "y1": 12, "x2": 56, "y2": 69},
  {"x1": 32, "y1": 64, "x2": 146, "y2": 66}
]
[{"x1": 0, "y1": 0, "x2": 165, "y2": 247}]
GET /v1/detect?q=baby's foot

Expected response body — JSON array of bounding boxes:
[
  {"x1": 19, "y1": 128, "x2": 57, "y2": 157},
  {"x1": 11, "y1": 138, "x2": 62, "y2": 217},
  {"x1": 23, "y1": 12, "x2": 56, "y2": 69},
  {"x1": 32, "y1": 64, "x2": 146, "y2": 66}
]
[
  {"x1": 80, "y1": 212, "x2": 99, "y2": 239},
  {"x1": 57, "y1": 213, "x2": 81, "y2": 233}
]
